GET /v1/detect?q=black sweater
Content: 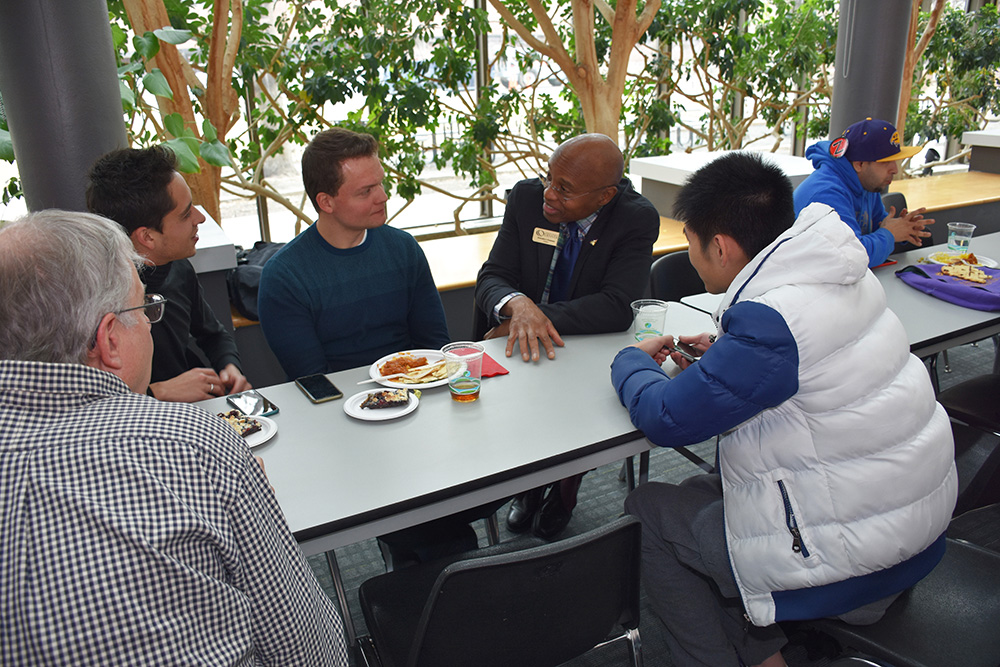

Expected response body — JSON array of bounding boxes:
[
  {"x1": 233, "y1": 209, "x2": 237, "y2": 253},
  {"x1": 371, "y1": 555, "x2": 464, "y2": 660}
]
[{"x1": 141, "y1": 259, "x2": 241, "y2": 384}]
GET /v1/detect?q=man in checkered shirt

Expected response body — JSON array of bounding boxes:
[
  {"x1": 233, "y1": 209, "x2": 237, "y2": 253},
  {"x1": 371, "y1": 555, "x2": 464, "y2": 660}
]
[{"x1": 0, "y1": 210, "x2": 348, "y2": 665}]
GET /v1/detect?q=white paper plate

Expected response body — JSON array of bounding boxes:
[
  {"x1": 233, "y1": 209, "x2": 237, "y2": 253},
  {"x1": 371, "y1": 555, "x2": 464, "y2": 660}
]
[
  {"x1": 344, "y1": 390, "x2": 420, "y2": 421},
  {"x1": 927, "y1": 251, "x2": 998, "y2": 268},
  {"x1": 244, "y1": 415, "x2": 277, "y2": 449},
  {"x1": 369, "y1": 349, "x2": 448, "y2": 389}
]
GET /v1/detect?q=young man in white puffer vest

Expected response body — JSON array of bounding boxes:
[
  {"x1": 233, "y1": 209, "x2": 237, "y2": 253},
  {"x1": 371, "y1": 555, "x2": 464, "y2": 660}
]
[{"x1": 611, "y1": 152, "x2": 957, "y2": 667}]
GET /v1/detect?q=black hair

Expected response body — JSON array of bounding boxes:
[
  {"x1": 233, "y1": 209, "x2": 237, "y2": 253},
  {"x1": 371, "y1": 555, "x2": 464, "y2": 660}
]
[
  {"x1": 301, "y1": 128, "x2": 379, "y2": 211},
  {"x1": 86, "y1": 145, "x2": 179, "y2": 235},
  {"x1": 673, "y1": 152, "x2": 795, "y2": 260}
]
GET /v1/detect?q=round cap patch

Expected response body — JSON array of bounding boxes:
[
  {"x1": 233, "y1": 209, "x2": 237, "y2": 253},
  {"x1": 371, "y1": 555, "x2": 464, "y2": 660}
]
[{"x1": 830, "y1": 137, "x2": 849, "y2": 159}]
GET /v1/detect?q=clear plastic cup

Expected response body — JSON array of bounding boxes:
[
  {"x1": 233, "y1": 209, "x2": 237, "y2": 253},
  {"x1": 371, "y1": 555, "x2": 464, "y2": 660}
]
[
  {"x1": 631, "y1": 299, "x2": 669, "y2": 341},
  {"x1": 947, "y1": 222, "x2": 976, "y2": 253},
  {"x1": 442, "y1": 342, "x2": 485, "y2": 402}
]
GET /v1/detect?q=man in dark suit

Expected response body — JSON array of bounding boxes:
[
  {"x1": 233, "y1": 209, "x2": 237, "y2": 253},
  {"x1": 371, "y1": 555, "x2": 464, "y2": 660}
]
[{"x1": 475, "y1": 133, "x2": 659, "y2": 538}]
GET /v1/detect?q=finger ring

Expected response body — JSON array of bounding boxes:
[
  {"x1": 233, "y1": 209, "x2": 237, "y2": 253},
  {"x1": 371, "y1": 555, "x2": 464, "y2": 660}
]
[{"x1": 209, "y1": 383, "x2": 214, "y2": 393}]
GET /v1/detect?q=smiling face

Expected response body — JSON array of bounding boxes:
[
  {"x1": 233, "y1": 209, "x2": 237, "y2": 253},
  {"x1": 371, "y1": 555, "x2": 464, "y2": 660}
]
[
  {"x1": 853, "y1": 159, "x2": 898, "y2": 193},
  {"x1": 141, "y1": 172, "x2": 206, "y2": 265},
  {"x1": 540, "y1": 137, "x2": 621, "y2": 225}
]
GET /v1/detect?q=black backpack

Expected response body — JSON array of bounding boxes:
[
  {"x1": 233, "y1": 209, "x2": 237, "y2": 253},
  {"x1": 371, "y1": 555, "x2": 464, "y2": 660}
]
[{"x1": 226, "y1": 241, "x2": 285, "y2": 321}]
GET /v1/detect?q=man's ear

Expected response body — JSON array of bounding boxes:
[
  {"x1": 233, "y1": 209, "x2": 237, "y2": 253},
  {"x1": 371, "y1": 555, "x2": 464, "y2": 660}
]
[
  {"x1": 86, "y1": 312, "x2": 125, "y2": 374},
  {"x1": 851, "y1": 160, "x2": 865, "y2": 175},
  {"x1": 131, "y1": 227, "x2": 156, "y2": 254},
  {"x1": 596, "y1": 185, "x2": 618, "y2": 208},
  {"x1": 315, "y1": 191, "x2": 336, "y2": 214},
  {"x1": 715, "y1": 234, "x2": 750, "y2": 270}
]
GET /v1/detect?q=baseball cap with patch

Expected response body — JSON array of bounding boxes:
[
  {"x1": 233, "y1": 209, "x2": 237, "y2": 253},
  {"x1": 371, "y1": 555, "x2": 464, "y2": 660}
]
[{"x1": 829, "y1": 117, "x2": 921, "y2": 163}]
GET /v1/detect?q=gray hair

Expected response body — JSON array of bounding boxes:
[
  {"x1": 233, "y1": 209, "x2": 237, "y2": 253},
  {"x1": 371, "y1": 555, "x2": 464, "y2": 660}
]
[{"x1": 0, "y1": 210, "x2": 144, "y2": 364}]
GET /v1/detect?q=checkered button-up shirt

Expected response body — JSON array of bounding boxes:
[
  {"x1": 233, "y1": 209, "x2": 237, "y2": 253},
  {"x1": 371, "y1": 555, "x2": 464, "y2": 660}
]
[{"x1": 0, "y1": 360, "x2": 348, "y2": 666}]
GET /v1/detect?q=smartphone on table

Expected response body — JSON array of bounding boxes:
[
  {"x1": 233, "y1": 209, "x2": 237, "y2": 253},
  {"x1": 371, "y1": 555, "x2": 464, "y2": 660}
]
[
  {"x1": 294, "y1": 374, "x2": 344, "y2": 403},
  {"x1": 227, "y1": 389, "x2": 279, "y2": 416}
]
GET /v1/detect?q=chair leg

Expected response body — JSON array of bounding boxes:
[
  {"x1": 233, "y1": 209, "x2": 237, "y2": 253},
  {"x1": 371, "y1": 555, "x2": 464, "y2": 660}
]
[
  {"x1": 354, "y1": 635, "x2": 383, "y2": 667},
  {"x1": 485, "y1": 512, "x2": 501, "y2": 546},
  {"x1": 943, "y1": 348, "x2": 951, "y2": 373},
  {"x1": 638, "y1": 450, "x2": 650, "y2": 486},
  {"x1": 621, "y1": 456, "x2": 637, "y2": 491},
  {"x1": 628, "y1": 627, "x2": 643, "y2": 667}
]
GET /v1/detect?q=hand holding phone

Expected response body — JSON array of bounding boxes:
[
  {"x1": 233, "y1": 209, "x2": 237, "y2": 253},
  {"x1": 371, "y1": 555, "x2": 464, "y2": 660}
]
[
  {"x1": 665, "y1": 344, "x2": 698, "y2": 363},
  {"x1": 295, "y1": 374, "x2": 344, "y2": 403}
]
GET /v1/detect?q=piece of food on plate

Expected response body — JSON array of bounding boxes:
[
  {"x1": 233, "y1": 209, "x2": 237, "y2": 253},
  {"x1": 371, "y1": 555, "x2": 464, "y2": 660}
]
[
  {"x1": 218, "y1": 409, "x2": 263, "y2": 437},
  {"x1": 931, "y1": 251, "x2": 982, "y2": 266},
  {"x1": 360, "y1": 389, "x2": 411, "y2": 409},
  {"x1": 941, "y1": 264, "x2": 989, "y2": 284},
  {"x1": 379, "y1": 353, "x2": 428, "y2": 377},
  {"x1": 395, "y1": 361, "x2": 448, "y2": 384}
]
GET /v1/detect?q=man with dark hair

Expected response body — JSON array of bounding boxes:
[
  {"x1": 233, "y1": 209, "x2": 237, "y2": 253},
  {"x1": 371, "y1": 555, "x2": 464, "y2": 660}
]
[
  {"x1": 87, "y1": 146, "x2": 250, "y2": 402},
  {"x1": 258, "y1": 127, "x2": 449, "y2": 377},
  {"x1": 611, "y1": 152, "x2": 956, "y2": 667},
  {"x1": 794, "y1": 117, "x2": 934, "y2": 267},
  {"x1": 474, "y1": 133, "x2": 659, "y2": 539},
  {"x1": 0, "y1": 210, "x2": 348, "y2": 666}
]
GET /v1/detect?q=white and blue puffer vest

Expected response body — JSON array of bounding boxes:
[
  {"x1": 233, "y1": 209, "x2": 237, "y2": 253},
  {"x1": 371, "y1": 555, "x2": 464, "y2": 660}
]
[{"x1": 716, "y1": 203, "x2": 957, "y2": 626}]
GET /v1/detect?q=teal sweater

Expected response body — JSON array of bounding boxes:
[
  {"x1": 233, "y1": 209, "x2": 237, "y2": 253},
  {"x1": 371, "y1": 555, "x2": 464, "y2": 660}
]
[{"x1": 258, "y1": 224, "x2": 450, "y2": 378}]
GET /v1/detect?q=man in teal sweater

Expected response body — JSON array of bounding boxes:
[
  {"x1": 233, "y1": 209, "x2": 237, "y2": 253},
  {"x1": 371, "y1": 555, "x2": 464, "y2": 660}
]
[
  {"x1": 258, "y1": 129, "x2": 449, "y2": 377},
  {"x1": 260, "y1": 128, "x2": 480, "y2": 566}
]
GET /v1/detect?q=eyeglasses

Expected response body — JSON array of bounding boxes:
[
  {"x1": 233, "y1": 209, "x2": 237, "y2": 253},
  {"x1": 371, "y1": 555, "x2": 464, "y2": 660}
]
[
  {"x1": 117, "y1": 293, "x2": 168, "y2": 324},
  {"x1": 538, "y1": 173, "x2": 616, "y2": 202},
  {"x1": 89, "y1": 294, "x2": 167, "y2": 349}
]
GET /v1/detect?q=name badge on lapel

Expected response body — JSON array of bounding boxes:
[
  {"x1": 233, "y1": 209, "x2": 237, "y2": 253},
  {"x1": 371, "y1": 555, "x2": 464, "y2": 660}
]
[{"x1": 532, "y1": 227, "x2": 560, "y2": 247}]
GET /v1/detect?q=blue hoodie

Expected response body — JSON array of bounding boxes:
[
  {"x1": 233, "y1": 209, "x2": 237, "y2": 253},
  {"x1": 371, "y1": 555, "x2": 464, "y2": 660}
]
[{"x1": 793, "y1": 141, "x2": 893, "y2": 267}]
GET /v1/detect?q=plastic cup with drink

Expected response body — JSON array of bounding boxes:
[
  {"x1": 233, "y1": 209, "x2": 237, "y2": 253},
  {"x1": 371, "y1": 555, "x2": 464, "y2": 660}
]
[{"x1": 442, "y1": 341, "x2": 485, "y2": 402}]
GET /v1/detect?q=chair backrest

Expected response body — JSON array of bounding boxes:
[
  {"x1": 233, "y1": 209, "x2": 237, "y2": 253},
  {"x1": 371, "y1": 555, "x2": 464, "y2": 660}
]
[
  {"x1": 406, "y1": 515, "x2": 641, "y2": 667},
  {"x1": 880, "y1": 192, "x2": 907, "y2": 215},
  {"x1": 649, "y1": 250, "x2": 705, "y2": 302},
  {"x1": 880, "y1": 192, "x2": 916, "y2": 253},
  {"x1": 938, "y1": 373, "x2": 1000, "y2": 436},
  {"x1": 952, "y1": 419, "x2": 1000, "y2": 516}
]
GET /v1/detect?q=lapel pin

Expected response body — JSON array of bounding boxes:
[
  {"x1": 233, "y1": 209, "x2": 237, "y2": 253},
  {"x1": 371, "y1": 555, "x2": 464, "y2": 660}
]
[{"x1": 590, "y1": 239, "x2": 598, "y2": 246}]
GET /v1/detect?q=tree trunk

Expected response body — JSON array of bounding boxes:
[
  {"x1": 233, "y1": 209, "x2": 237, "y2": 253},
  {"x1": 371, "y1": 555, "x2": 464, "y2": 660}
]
[
  {"x1": 897, "y1": 0, "x2": 946, "y2": 136},
  {"x1": 489, "y1": 0, "x2": 659, "y2": 147},
  {"x1": 121, "y1": 0, "x2": 231, "y2": 224}
]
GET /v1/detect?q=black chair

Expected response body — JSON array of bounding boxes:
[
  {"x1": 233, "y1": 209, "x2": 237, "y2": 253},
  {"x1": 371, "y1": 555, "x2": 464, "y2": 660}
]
[
  {"x1": 880, "y1": 192, "x2": 913, "y2": 254},
  {"x1": 649, "y1": 250, "x2": 704, "y2": 303},
  {"x1": 357, "y1": 516, "x2": 643, "y2": 667},
  {"x1": 797, "y1": 537, "x2": 1000, "y2": 667},
  {"x1": 949, "y1": 502, "x2": 1000, "y2": 554},
  {"x1": 951, "y1": 417, "x2": 1000, "y2": 517},
  {"x1": 938, "y1": 372, "x2": 1000, "y2": 436}
]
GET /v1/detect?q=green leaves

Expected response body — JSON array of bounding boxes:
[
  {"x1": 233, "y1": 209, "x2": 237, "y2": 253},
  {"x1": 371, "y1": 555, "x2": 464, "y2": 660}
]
[
  {"x1": 0, "y1": 128, "x2": 14, "y2": 162},
  {"x1": 908, "y1": 3, "x2": 1000, "y2": 144},
  {"x1": 161, "y1": 114, "x2": 230, "y2": 172},
  {"x1": 142, "y1": 69, "x2": 173, "y2": 99}
]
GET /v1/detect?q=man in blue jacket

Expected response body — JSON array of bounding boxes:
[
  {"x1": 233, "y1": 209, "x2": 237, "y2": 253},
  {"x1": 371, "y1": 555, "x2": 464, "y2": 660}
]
[
  {"x1": 612, "y1": 152, "x2": 956, "y2": 667},
  {"x1": 793, "y1": 117, "x2": 934, "y2": 267}
]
